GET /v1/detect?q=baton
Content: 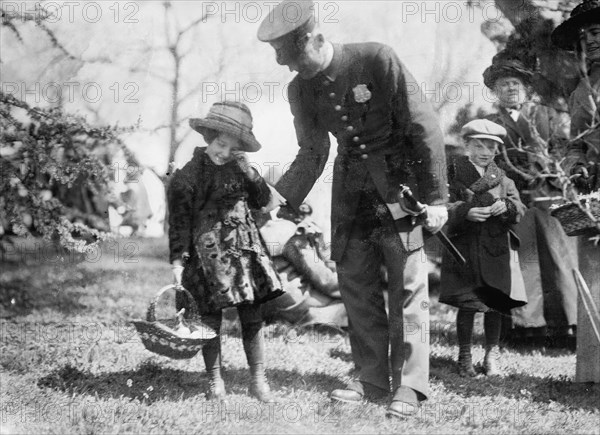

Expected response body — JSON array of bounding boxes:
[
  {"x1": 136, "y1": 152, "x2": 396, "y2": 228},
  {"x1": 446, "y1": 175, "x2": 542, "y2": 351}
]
[{"x1": 398, "y1": 185, "x2": 467, "y2": 265}]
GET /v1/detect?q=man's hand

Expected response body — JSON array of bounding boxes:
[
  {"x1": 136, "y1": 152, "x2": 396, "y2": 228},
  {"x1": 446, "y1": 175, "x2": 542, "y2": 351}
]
[
  {"x1": 424, "y1": 205, "x2": 448, "y2": 234},
  {"x1": 261, "y1": 184, "x2": 287, "y2": 213},
  {"x1": 467, "y1": 207, "x2": 491, "y2": 222},
  {"x1": 489, "y1": 200, "x2": 507, "y2": 216}
]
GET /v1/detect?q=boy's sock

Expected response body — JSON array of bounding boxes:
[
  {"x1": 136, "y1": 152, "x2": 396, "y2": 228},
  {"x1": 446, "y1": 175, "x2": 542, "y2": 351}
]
[
  {"x1": 484, "y1": 311, "x2": 502, "y2": 376},
  {"x1": 456, "y1": 310, "x2": 476, "y2": 377}
]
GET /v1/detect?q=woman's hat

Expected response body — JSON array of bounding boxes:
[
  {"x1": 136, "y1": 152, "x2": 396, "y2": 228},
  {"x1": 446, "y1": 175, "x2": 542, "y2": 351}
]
[
  {"x1": 551, "y1": 0, "x2": 600, "y2": 50},
  {"x1": 483, "y1": 57, "x2": 534, "y2": 89},
  {"x1": 189, "y1": 101, "x2": 261, "y2": 152},
  {"x1": 461, "y1": 119, "x2": 507, "y2": 145}
]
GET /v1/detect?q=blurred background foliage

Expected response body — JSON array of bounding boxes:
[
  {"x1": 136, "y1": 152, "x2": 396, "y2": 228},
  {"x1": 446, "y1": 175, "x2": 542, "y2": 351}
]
[{"x1": 0, "y1": 0, "x2": 583, "y2": 247}]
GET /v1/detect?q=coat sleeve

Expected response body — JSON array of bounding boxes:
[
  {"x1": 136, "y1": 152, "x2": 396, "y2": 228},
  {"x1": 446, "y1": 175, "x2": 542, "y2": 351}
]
[
  {"x1": 444, "y1": 162, "x2": 473, "y2": 236},
  {"x1": 244, "y1": 169, "x2": 272, "y2": 209},
  {"x1": 500, "y1": 178, "x2": 526, "y2": 224},
  {"x1": 167, "y1": 168, "x2": 193, "y2": 263},
  {"x1": 275, "y1": 79, "x2": 331, "y2": 210},
  {"x1": 564, "y1": 78, "x2": 600, "y2": 173},
  {"x1": 374, "y1": 45, "x2": 448, "y2": 206}
]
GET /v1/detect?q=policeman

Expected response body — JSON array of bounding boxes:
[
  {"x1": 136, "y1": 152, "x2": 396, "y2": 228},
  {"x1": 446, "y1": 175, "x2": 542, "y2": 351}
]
[{"x1": 258, "y1": 0, "x2": 448, "y2": 418}]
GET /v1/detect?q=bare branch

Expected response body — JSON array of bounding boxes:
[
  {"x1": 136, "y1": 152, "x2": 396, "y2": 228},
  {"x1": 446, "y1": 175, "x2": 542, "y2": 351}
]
[{"x1": 129, "y1": 66, "x2": 172, "y2": 83}]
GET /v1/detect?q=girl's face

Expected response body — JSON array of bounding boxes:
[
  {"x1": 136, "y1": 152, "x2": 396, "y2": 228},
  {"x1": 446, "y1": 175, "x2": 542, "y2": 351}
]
[
  {"x1": 583, "y1": 24, "x2": 600, "y2": 62},
  {"x1": 466, "y1": 138, "x2": 499, "y2": 168},
  {"x1": 493, "y1": 76, "x2": 528, "y2": 108},
  {"x1": 207, "y1": 132, "x2": 242, "y2": 165}
]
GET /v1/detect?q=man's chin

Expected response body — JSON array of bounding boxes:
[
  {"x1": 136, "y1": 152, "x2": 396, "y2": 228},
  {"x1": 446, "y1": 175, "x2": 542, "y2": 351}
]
[{"x1": 298, "y1": 70, "x2": 319, "y2": 80}]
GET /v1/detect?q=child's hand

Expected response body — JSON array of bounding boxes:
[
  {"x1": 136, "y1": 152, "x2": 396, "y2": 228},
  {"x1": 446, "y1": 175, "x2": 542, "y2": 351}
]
[
  {"x1": 490, "y1": 200, "x2": 507, "y2": 216},
  {"x1": 467, "y1": 207, "x2": 491, "y2": 222},
  {"x1": 233, "y1": 151, "x2": 259, "y2": 180}
]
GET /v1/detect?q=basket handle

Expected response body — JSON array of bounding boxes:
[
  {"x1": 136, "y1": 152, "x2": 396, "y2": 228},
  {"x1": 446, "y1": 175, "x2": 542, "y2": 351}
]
[{"x1": 146, "y1": 284, "x2": 200, "y2": 322}]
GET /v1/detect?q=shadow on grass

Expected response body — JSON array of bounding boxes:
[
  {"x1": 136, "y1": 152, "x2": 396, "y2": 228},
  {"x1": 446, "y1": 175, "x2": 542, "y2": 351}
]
[
  {"x1": 0, "y1": 277, "x2": 88, "y2": 318},
  {"x1": 430, "y1": 354, "x2": 600, "y2": 412},
  {"x1": 327, "y1": 347, "x2": 599, "y2": 412},
  {"x1": 38, "y1": 362, "x2": 344, "y2": 404}
]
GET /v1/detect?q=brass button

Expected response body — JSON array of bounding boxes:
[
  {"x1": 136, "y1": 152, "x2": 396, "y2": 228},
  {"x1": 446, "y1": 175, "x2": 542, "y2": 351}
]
[
  {"x1": 359, "y1": 144, "x2": 366, "y2": 150},
  {"x1": 334, "y1": 105, "x2": 342, "y2": 111},
  {"x1": 341, "y1": 115, "x2": 348, "y2": 121},
  {"x1": 329, "y1": 92, "x2": 336, "y2": 98},
  {"x1": 361, "y1": 154, "x2": 368, "y2": 160},
  {"x1": 346, "y1": 125, "x2": 354, "y2": 131},
  {"x1": 353, "y1": 136, "x2": 360, "y2": 142}
]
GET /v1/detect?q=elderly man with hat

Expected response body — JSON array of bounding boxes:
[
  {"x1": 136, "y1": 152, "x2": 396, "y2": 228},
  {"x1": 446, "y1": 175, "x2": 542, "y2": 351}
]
[
  {"x1": 552, "y1": 0, "x2": 600, "y2": 383},
  {"x1": 258, "y1": 0, "x2": 449, "y2": 417},
  {"x1": 483, "y1": 54, "x2": 579, "y2": 349}
]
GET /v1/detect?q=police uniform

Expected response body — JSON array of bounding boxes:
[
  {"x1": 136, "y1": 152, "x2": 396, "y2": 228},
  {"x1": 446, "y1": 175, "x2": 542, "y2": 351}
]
[{"x1": 258, "y1": 1, "x2": 448, "y2": 401}]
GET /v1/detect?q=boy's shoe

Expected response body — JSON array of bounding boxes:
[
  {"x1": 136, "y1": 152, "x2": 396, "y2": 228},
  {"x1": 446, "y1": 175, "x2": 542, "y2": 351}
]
[
  {"x1": 458, "y1": 344, "x2": 476, "y2": 377},
  {"x1": 483, "y1": 345, "x2": 501, "y2": 376}
]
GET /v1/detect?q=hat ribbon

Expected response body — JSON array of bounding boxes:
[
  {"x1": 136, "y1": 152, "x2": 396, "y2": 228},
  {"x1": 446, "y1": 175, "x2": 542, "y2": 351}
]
[{"x1": 206, "y1": 112, "x2": 252, "y2": 133}]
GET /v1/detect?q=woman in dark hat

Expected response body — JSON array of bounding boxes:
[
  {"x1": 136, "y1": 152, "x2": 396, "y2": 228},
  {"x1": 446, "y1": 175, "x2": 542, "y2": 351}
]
[
  {"x1": 552, "y1": 0, "x2": 600, "y2": 383},
  {"x1": 484, "y1": 55, "x2": 579, "y2": 349},
  {"x1": 552, "y1": 0, "x2": 599, "y2": 191},
  {"x1": 168, "y1": 100, "x2": 283, "y2": 401}
]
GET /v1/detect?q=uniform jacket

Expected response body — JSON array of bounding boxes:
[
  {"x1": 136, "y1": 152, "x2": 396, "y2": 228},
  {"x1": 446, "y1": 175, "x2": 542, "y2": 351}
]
[
  {"x1": 440, "y1": 156, "x2": 527, "y2": 312},
  {"x1": 275, "y1": 42, "x2": 448, "y2": 261}
]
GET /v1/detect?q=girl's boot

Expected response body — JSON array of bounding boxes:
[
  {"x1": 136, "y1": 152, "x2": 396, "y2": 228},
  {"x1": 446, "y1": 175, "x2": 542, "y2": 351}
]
[
  {"x1": 243, "y1": 322, "x2": 274, "y2": 403},
  {"x1": 202, "y1": 337, "x2": 226, "y2": 400}
]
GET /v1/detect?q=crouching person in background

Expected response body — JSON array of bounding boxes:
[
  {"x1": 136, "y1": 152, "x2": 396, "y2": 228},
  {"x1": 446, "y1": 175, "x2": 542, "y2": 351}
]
[
  {"x1": 439, "y1": 120, "x2": 528, "y2": 377},
  {"x1": 257, "y1": 204, "x2": 347, "y2": 330}
]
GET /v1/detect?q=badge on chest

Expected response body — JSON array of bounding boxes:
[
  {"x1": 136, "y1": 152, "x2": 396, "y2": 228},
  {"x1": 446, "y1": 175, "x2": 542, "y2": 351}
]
[{"x1": 352, "y1": 84, "x2": 372, "y2": 103}]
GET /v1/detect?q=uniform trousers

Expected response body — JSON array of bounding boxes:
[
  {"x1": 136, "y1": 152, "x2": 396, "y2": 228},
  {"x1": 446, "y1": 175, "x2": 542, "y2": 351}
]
[{"x1": 336, "y1": 197, "x2": 430, "y2": 399}]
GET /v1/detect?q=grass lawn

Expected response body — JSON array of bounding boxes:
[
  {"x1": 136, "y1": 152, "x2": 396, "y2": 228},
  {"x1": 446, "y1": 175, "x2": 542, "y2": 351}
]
[{"x1": 1, "y1": 235, "x2": 598, "y2": 434}]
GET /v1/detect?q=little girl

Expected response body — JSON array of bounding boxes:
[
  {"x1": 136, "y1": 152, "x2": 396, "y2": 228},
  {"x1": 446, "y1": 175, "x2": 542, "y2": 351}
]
[
  {"x1": 439, "y1": 119, "x2": 528, "y2": 377},
  {"x1": 168, "y1": 101, "x2": 283, "y2": 401}
]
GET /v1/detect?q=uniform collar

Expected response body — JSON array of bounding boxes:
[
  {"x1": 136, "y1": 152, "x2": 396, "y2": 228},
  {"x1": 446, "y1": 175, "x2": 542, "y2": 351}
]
[{"x1": 321, "y1": 43, "x2": 343, "y2": 82}]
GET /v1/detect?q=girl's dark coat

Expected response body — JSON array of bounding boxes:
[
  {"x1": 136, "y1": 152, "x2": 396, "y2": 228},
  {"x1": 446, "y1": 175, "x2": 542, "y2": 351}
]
[{"x1": 168, "y1": 147, "x2": 282, "y2": 314}]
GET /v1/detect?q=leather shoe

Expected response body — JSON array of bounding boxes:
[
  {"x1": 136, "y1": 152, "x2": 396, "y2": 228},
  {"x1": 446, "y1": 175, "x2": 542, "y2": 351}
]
[
  {"x1": 386, "y1": 386, "x2": 420, "y2": 419},
  {"x1": 330, "y1": 381, "x2": 388, "y2": 403}
]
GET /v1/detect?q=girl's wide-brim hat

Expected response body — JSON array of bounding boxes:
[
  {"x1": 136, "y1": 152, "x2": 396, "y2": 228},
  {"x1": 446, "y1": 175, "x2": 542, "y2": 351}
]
[
  {"x1": 551, "y1": 0, "x2": 600, "y2": 50},
  {"x1": 189, "y1": 101, "x2": 261, "y2": 152},
  {"x1": 483, "y1": 58, "x2": 534, "y2": 89}
]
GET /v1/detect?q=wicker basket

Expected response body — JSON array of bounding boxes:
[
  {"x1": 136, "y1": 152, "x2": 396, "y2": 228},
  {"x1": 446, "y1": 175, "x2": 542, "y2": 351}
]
[
  {"x1": 551, "y1": 198, "x2": 600, "y2": 236},
  {"x1": 131, "y1": 284, "x2": 217, "y2": 359}
]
